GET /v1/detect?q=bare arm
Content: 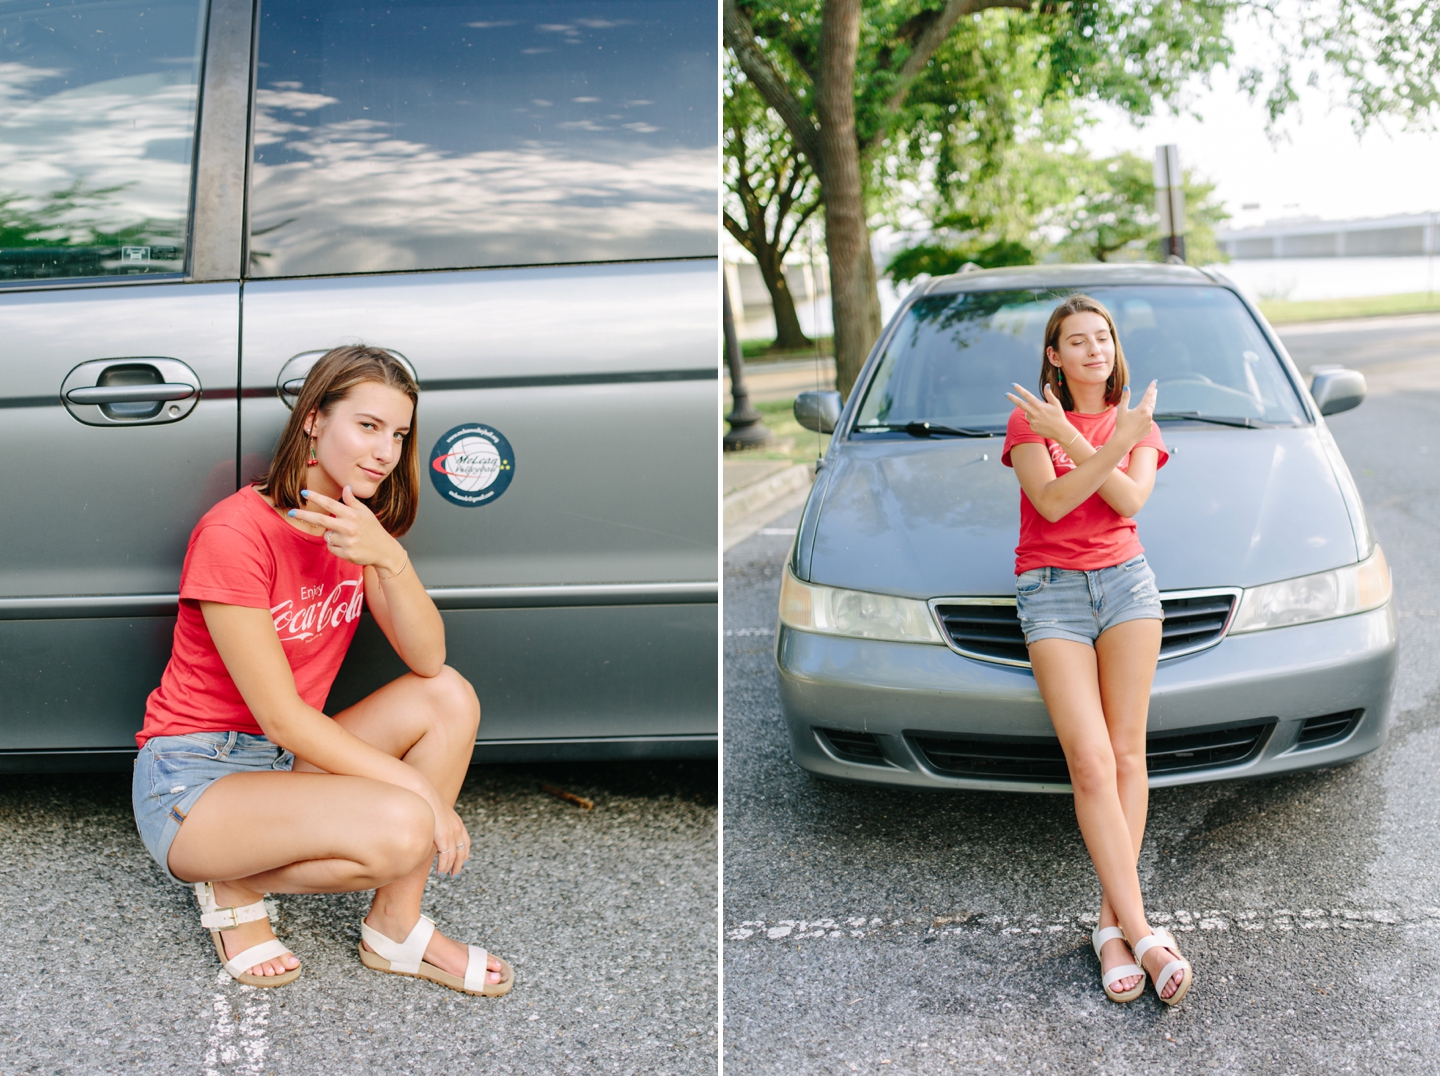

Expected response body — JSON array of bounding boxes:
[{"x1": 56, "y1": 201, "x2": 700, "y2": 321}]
[
  {"x1": 200, "y1": 601, "x2": 468, "y2": 875},
  {"x1": 1063, "y1": 441, "x2": 1161, "y2": 518},
  {"x1": 200, "y1": 602, "x2": 438, "y2": 799},
  {"x1": 291, "y1": 487, "x2": 445, "y2": 676},
  {"x1": 1009, "y1": 439, "x2": 1138, "y2": 523},
  {"x1": 1005, "y1": 382, "x2": 1158, "y2": 523}
]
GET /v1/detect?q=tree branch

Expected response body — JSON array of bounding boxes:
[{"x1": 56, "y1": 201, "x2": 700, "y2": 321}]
[
  {"x1": 722, "y1": 210, "x2": 761, "y2": 258},
  {"x1": 724, "y1": 0, "x2": 823, "y2": 167},
  {"x1": 882, "y1": 0, "x2": 1034, "y2": 116}
]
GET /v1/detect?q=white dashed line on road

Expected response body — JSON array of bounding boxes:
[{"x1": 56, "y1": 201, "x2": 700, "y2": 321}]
[
  {"x1": 203, "y1": 972, "x2": 271, "y2": 1076},
  {"x1": 726, "y1": 905, "x2": 1426, "y2": 941}
]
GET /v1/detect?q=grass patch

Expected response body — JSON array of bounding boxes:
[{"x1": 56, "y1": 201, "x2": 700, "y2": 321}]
[
  {"x1": 1259, "y1": 291, "x2": 1440, "y2": 325},
  {"x1": 740, "y1": 336, "x2": 835, "y2": 361},
  {"x1": 723, "y1": 397, "x2": 831, "y2": 463}
]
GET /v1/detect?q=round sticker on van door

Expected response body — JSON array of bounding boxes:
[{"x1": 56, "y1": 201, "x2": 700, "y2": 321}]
[{"x1": 429, "y1": 423, "x2": 515, "y2": 506}]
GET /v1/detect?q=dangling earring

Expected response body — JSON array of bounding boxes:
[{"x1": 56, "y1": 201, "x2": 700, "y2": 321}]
[
  {"x1": 306, "y1": 435, "x2": 318, "y2": 466},
  {"x1": 1056, "y1": 368, "x2": 1065, "y2": 385}
]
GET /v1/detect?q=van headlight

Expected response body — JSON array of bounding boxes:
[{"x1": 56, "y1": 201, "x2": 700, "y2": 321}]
[
  {"x1": 778, "y1": 567, "x2": 945, "y2": 644},
  {"x1": 1230, "y1": 546, "x2": 1391, "y2": 633}
]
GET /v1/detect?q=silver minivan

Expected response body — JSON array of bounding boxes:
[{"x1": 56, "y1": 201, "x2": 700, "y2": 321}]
[
  {"x1": 0, "y1": 0, "x2": 718, "y2": 769},
  {"x1": 778, "y1": 264, "x2": 1395, "y2": 791}
]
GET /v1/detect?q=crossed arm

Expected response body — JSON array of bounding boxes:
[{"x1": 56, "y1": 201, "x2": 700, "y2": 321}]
[{"x1": 1006, "y1": 383, "x2": 1160, "y2": 523}]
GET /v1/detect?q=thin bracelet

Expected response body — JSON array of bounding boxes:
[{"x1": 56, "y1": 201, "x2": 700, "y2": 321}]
[
  {"x1": 1064, "y1": 431, "x2": 1082, "y2": 451},
  {"x1": 380, "y1": 555, "x2": 409, "y2": 581}
]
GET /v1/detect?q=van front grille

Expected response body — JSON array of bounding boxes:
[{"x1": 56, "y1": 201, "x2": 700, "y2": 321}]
[
  {"x1": 911, "y1": 720, "x2": 1275, "y2": 782},
  {"x1": 932, "y1": 589, "x2": 1238, "y2": 666}
]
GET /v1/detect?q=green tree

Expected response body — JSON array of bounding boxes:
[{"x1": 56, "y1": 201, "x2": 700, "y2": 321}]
[
  {"x1": 724, "y1": 62, "x2": 822, "y2": 351},
  {"x1": 725, "y1": 0, "x2": 1235, "y2": 397},
  {"x1": 727, "y1": 0, "x2": 1440, "y2": 399},
  {"x1": 1050, "y1": 153, "x2": 1228, "y2": 264}
]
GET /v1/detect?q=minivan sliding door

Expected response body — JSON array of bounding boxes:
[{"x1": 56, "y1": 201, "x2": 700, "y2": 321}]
[{"x1": 239, "y1": 0, "x2": 719, "y2": 758}]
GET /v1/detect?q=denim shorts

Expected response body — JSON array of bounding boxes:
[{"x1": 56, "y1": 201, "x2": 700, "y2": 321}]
[
  {"x1": 1015, "y1": 554, "x2": 1164, "y2": 647},
  {"x1": 132, "y1": 730, "x2": 293, "y2": 884}
]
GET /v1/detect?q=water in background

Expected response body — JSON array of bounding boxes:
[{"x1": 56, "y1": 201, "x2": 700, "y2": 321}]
[{"x1": 1210, "y1": 256, "x2": 1440, "y2": 303}]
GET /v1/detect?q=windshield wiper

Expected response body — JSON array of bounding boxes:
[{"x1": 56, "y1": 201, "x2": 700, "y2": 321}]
[
  {"x1": 854, "y1": 421, "x2": 996, "y2": 438},
  {"x1": 1153, "y1": 411, "x2": 1265, "y2": 429}
]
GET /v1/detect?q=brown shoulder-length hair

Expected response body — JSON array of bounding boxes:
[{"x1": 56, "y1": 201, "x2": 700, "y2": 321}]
[
  {"x1": 1039, "y1": 294, "x2": 1129, "y2": 412},
  {"x1": 258, "y1": 345, "x2": 421, "y2": 536}
]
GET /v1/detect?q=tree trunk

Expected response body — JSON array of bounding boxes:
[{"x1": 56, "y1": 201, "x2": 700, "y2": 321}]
[
  {"x1": 755, "y1": 255, "x2": 811, "y2": 351},
  {"x1": 814, "y1": 0, "x2": 883, "y2": 400}
]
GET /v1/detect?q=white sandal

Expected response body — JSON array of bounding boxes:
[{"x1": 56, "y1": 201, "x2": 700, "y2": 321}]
[
  {"x1": 1091, "y1": 925, "x2": 1145, "y2": 1002},
  {"x1": 1132, "y1": 928, "x2": 1193, "y2": 1006},
  {"x1": 194, "y1": 882, "x2": 300, "y2": 987},
  {"x1": 358, "y1": 914, "x2": 514, "y2": 997}
]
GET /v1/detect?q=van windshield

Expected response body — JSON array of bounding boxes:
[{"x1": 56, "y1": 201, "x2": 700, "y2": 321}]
[{"x1": 853, "y1": 285, "x2": 1308, "y2": 434}]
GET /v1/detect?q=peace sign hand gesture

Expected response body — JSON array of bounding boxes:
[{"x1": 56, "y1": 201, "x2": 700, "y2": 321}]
[
  {"x1": 288, "y1": 486, "x2": 407, "y2": 576},
  {"x1": 1005, "y1": 382, "x2": 1079, "y2": 446}
]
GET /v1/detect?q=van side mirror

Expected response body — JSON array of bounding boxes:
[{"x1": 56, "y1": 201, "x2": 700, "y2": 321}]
[
  {"x1": 1310, "y1": 367, "x2": 1366, "y2": 416},
  {"x1": 794, "y1": 390, "x2": 842, "y2": 434}
]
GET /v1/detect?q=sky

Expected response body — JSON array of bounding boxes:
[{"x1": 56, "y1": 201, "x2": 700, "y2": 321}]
[{"x1": 1082, "y1": 24, "x2": 1440, "y2": 230}]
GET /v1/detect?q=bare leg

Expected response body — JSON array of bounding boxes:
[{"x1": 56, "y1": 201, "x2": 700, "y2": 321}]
[
  {"x1": 1091, "y1": 618, "x2": 1159, "y2": 988},
  {"x1": 1029, "y1": 636, "x2": 1150, "y2": 995},
  {"x1": 1095, "y1": 618, "x2": 1183, "y2": 997},
  {"x1": 168, "y1": 771, "x2": 437, "y2": 976},
  {"x1": 292, "y1": 666, "x2": 501, "y2": 984}
]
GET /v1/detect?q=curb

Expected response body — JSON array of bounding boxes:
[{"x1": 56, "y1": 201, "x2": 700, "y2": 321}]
[{"x1": 722, "y1": 463, "x2": 813, "y2": 528}]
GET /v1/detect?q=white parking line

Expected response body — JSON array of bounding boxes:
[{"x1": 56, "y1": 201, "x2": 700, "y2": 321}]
[
  {"x1": 725, "y1": 905, "x2": 1426, "y2": 941},
  {"x1": 203, "y1": 971, "x2": 271, "y2": 1076},
  {"x1": 724, "y1": 628, "x2": 775, "y2": 637}
]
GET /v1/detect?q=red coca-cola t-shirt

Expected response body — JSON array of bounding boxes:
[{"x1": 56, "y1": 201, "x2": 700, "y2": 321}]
[
  {"x1": 1001, "y1": 405, "x2": 1168, "y2": 575},
  {"x1": 137, "y1": 486, "x2": 366, "y2": 747}
]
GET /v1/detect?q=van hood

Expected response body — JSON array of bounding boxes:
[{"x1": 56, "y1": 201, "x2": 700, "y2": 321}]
[{"x1": 804, "y1": 427, "x2": 1361, "y2": 598}]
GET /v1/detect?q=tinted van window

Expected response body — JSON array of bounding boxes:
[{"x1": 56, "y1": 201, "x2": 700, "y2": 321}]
[
  {"x1": 0, "y1": 0, "x2": 206, "y2": 283},
  {"x1": 855, "y1": 286, "x2": 1307, "y2": 433},
  {"x1": 249, "y1": 0, "x2": 717, "y2": 278}
]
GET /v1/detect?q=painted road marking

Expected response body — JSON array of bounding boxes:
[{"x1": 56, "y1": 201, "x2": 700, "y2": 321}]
[{"x1": 726, "y1": 906, "x2": 1427, "y2": 941}]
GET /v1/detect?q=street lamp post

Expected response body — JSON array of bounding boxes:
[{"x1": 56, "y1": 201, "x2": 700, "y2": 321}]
[{"x1": 723, "y1": 273, "x2": 773, "y2": 451}]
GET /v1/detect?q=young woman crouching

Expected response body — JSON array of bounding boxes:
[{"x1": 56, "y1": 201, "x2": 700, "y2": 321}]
[
  {"x1": 1002, "y1": 295, "x2": 1192, "y2": 1006},
  {"x1": 131, "y1": 345, "x2": 511, "y2": 996}
]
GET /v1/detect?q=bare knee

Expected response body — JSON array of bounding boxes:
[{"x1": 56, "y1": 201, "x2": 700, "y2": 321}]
[
  {"x1": 423, "y1": 664, "x2": 481, "y2": 739},
  {"x1": 365, "y1": 791, "x2": 434, "y2": 880},
  {"x1": 1113, "y1": 745, "x2": 1148, "y2": 784},
  {"x1": 1067, "y1": 748, "x2": 1118, "y2": 799}
]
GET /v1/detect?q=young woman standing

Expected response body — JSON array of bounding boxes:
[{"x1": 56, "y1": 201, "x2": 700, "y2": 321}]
[
  {"x1": 1002, "y1": 295, "x2": 1192, "y2": 1006},
  {"x1": 131, "y1": 345, "x2": 512, "y2": 996}
]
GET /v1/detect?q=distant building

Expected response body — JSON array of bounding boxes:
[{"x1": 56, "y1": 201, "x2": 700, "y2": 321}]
[{"x1": 1217, "y1": 213, "x2": 1440, "y2": 259}]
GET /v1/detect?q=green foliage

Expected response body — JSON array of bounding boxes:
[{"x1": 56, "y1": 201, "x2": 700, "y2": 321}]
[
  {"x1": 723, "y1": 57, "x2": 818, "y2": 253},
  {"x1": 735, "y1": 0, "x2": 1238, "y2": 199},
  {"x1": 888, "y1": 149, "x2": 1230, "y2": 278},
  {"x1": 887, "y1": 239, "x2": 1035, "y2": 284},
  {"x1": 1258, "y1": 0, "x2": 1440, "y2": 131},
  {"x1": 1049, "y1": 152, "x2": 1229, "y2": 264}
]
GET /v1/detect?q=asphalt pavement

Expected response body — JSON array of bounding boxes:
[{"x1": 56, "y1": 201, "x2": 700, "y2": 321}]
[
  {"x1": 0, "y1": 758, "x2": 716, "y2": 1075},
  {"x1": 722, "y1": 315, "x2": 1440, "y2": 1074}
]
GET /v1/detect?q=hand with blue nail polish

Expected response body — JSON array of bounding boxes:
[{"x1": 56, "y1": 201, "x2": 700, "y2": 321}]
[{"x1": 1116, "y1": 379, "x2": 1159, "y2": 447}]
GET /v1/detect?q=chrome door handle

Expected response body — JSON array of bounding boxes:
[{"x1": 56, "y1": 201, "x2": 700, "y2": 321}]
[
  {"x1": 65, "y1": 384, "x2": 197, "y2": 404},
  {"x1": 60, "y1": 358, "x2": 203, "y2": 426}
]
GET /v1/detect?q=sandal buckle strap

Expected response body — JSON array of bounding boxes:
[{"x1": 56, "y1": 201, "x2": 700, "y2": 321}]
[{"x1": 200, "y1": 900, "x2": 270, "y2": 931}]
